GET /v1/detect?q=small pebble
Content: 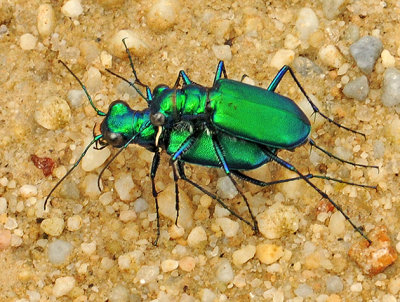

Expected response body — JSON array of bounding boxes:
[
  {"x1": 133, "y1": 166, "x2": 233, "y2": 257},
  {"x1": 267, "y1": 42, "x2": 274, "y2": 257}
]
[
  {"x1": 67, "y1": 215, "x2": 82, "y2": 231},
  {"x1": 216, "y1": 176, "x2": 238, "y2": 199},
  {"x1": 326, "y1": 276, "x2": 344, "y2": 293},
  {"x1": 81, "y1": 241, "x2": 96, "y2": 255},
  {"x1": 321, "y1": 0, "x2": 345, "y2": 20},
  {"x1": 381, "y1": 68, "x2": 400, "y2": 107},
  {"x1": 267, "y1": 263, "x2": 282, "y2": 274},
  {"x1": 109, "y1": 29, "x2": 150, "y2": 58},
  {"x1": 19, "y1": 184, "x2": 37, "y2": 198},
  {"x1": 342, "y1": 75, "x2": 369, "y2": 101},
  {"x1": 37, "y1": 4, "x2": 55, "y2": 36},
  {"x1": 179, "y1": 256, "x2": 196, "y2": 272},
  {"x1": 99, "y1": 191, "x2": 113, "y2": 206},
  {"x1": 187, "y1": 226, "x2": 207, "y2": 247},
  {"x1": 118, "y1": 253, "x2": 131, "y2": 270},
  {"x1": 168, "y1": 224, "x2": 185, "y2": 239},
  {"x1": 350, "y1": 282, "x2": 362, "y2": 292},
  {"x1": 256, "y1": 202, "x2": 299, "y2": 239},
  {"x1": 108, "y1": 285, "x2": 129, "y2": 302},
  {"x1": 213, "y1": 204, "x2": 230, "y2": 218},
  {"x1": 85, "y1": 66, "x2": 102, "y2": 92},
  {"x1": 35, "y1": 96, "x2": 71, "y2": 130},
  {"x1": 20, "y1": 33, "x2": 37, "y2": 50},
  {"x1": 212, "y1": 45, "x2": 232, "y2": 61},
  {"x1": 41, "y1": 217, "x2": 64, "y2": 236},
  {"x1": 270, "y1": 49, "x2": 295, "y2": 69},
  {"x1": 82, "y1": 174, "x2": 101, "y2": 198},
  {"x1": 201, "y1": 289, "x2": 217, "y2": 302},
  {"x1": 133, "y1": 198, "x2": 148, "y2": 213},
  {"x1": 296, "y1": 7, "x2": 319, "y2": 40},
  {"x1": 318, "y1": 45, "x2": 344, "y2": 69},
  {"x1": 295, "y1": 283, "x2": 314, "y2": 298},
  {"x1": 100, "y1": 50, "x2": 113, "y2": 68},
  {"x1": 284, "y1": 34, "x2": 301, "y2": 50},
  {"x1": 216, "y1": 258, "x2": 234, "y2": 283},
  {"x1": 350, "y1": 36, "x2": 383, "y2": 74},
  {"x1": 388, "y1": 277, "x2": 400, "y2": 295},
  {"x1": 293, "y1": 56, "x2": 322, "y2": 77},
  {"x1": 216, "y1": 217, "x2": 239, "y2": 238},
  {"x1": 27, "y1": 290, "x2": 40, "y2": 302},
  {"x1": 382, "y1": 294, "x2": 397, "y2": 302},
  {"x1": 61, "y1": 0, "x2": 83, "y2": 18},
  {"x1": 52, "y1": 276, "x2": 76, "y2": 297},
  {"x1": 147, "y1": 0, "x2": 179, "y2": 32},
  {"x1": 119, "y1": 210, "x2": 136, "y2": 222},
  {"x1": 0, "y1": 230, "x2": 11, "y2": 250},
  {"x1": 328, "y1": 211, "x2": 346, "y2": 237},
  {"x1": 345, "y1": 24, "x2": 360, "y2": 42},
  {"x1": 158, "y1": 184, "x2": 193, "y2": 228},
  {"x1": 4, "y1": 217, "x2": 18, "y2": 230},
  {"x1": 256, "y1": 243, "x2": 284, "y2": 265},
  {"x1": 232, "y1": 244, "x2": 256, "y2": 266},
  {"x1": 48, "y1": 240, "x2": 73, "y2": 264},
  {"x1": 161, "y1": 259, "x2": 179, "y2": 272},
  {"x1": 381, "y1": 49, "x2": 396, "y2": 68},
  {"x1": 136, "y1": 265, "x2": 159, "y2": 283},
  {"x1": 67, "y1": 89, "x2": 85, "y2": 109},
  {"x1": 101, "y1": 257, "x2": 114, "y2": 271},
  {"x1": 348, "y1": 225, "x2": 397, "y2": 275},
  {"x1": 114, "y1": 173, "x2": 135, "y2": 201}
]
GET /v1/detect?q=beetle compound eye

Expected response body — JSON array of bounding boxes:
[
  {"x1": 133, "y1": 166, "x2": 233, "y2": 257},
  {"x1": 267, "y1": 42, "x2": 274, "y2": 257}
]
[
  {"x1": 150, "y1": 112, "x2": 166, "y2": 126},
  {"x1": 106, "y1": 132, "x2": 125, "y2": 147}
]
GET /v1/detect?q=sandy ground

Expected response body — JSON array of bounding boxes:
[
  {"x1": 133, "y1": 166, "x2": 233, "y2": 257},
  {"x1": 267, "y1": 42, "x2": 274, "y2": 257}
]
[{"x1": 1, "y1": 0, "x2": 400, "y2": 301}]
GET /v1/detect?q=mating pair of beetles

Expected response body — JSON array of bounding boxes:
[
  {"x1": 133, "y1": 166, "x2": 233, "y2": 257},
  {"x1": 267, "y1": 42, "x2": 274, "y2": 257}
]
[{"x1": 46, "y1": 40, "x2": 377, "y2": 245}]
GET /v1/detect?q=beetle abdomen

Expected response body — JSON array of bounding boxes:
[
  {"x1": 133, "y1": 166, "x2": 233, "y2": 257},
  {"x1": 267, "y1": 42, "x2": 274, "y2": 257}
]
[{"x1": 210, "y1": 79, "x2": 311, "y2": 149}]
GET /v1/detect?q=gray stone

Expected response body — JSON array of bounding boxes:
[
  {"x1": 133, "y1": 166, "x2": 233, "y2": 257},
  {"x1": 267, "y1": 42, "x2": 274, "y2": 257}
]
[
  {"x1": 350, "y1": 36, "x2": 383, "y2": 74},
  {"x1": 342, "y1": 75, "x2": 369, "y2": 101}
]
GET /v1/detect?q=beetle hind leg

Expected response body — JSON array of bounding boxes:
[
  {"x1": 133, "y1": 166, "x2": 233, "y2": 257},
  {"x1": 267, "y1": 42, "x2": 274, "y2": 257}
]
[
  {"x1": 268, "y1": 65, "x2": 366, "y2": 138},
  {"x1": 262, "y1": 147, "x2": 372, "y2": 244}
]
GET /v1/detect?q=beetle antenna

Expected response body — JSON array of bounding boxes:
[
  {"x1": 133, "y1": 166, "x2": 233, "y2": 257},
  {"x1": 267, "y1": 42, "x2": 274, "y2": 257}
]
[
  {"x1": 97, "y1": 121, "x2": 151, "y2": 191},
  {"x1": 44, "y1": 135, "x2": 103, "y2": 210},
  {"x1": 59, "y1": 60, "x2": 106, "y2": 116}
]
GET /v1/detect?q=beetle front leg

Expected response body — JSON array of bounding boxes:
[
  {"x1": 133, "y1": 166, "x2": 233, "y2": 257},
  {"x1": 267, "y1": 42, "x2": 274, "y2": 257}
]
[{"x1": 150, "y1": 148, "x2": 162, "y2": 246}]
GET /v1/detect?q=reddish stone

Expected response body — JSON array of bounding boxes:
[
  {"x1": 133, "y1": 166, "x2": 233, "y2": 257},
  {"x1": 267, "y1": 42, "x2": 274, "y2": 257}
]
[
  {"x1": 31, "y1": 154, "x2": 55, "y2": 177},
  {"x1": 348, "y1": 225, "x2": 398, "y2": 275}
]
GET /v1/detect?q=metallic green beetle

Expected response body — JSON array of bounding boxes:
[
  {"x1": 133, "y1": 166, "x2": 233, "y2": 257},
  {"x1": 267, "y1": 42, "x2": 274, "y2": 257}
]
[{"x1": 46, "y1": 45, "x2": 376, "y2": 245}]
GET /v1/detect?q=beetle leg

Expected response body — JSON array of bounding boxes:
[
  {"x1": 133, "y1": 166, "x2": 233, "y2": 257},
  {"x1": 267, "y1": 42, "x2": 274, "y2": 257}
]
[
  {"x1": 240, "y1": 74, "x2": 249, "y2": 82},
  {"x1": 122, "y1": 38, "x2": 148, "y2": 89},
  {"x1": 213, "y1": 61, "x2": 228, "y2": 85},
  {"x1": 173, "y1": 70, "x2": 192, "y2": 88},
  {"x1": 309, "y1": 139, "x2": 379, "y2": 170},
  {"x1": 150, "y1": 147, "x2": 162, "y2": 246},
  {"x1": 210, "y1": 130, "x2": 259, "y2": 233},
  {"x1": 268, "y1": 65, "x2": 366, "y2": 138},
  {"x1": 262, "y1": 147, "x2": 372, "y2": 244},
  {"x1": 176, "y1": 161, "x2": 255, "y2": 229},
  {"x1": 105, "y1": 38, "x2": 153, "y2": 103},
  {"x1": 232, "y1": 170, "x2": 376, "y2": 189},
  {"x1": 169, "y1": 131, "x2": 201, "y2": 226}
]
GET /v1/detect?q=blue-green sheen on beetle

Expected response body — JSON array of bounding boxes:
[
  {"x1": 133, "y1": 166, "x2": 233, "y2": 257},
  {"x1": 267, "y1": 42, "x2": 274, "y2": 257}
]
[{"x1": 45, "y1": 41, "x2": 377, "y2": 246}]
